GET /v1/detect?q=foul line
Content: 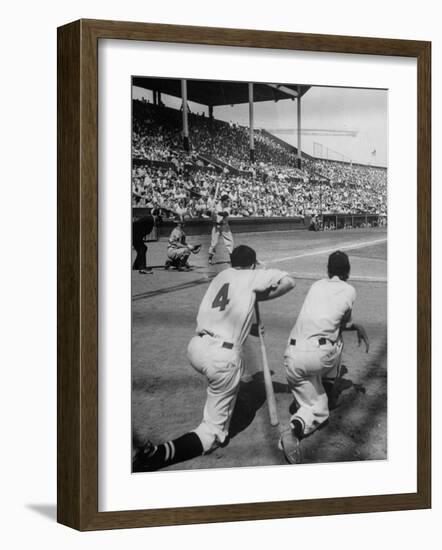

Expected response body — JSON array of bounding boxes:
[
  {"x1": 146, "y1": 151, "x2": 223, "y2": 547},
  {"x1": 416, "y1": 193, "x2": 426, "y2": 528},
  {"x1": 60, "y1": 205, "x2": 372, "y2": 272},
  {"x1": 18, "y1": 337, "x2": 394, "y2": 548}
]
[
  {"x1": 132, "y1": 277, "x2": 209, "y2": 301},
  {"x1": 133, "y1": 237, "x2": 387, "y2": 301},
  {"x1": 288, "y1": 271, "x2": 386, "y2": 283},
  {"x1": 263, "y1": 237, "x2": 387, "y2": 265}
]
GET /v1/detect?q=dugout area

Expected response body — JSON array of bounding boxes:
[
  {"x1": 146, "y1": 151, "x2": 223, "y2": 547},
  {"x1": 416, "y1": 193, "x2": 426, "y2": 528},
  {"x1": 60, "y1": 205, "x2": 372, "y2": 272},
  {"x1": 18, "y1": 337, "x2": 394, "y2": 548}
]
[{"x1": 131, "y1": 227, "x2": 387, "y2": 471}]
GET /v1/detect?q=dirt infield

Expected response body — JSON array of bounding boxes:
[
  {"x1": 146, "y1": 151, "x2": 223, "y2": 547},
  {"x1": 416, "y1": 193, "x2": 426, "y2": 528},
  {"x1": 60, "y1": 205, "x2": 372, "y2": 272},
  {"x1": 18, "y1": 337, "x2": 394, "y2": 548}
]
[{"x1": 132, "y1": 227, "x2": 387, "y2": 471}]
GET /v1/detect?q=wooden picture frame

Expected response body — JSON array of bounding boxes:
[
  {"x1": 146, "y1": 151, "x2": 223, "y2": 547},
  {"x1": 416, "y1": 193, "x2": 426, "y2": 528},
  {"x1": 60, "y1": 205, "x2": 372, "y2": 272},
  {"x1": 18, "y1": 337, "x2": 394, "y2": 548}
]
[{"x1": 57, "y1": 19, "x2": 431, "y2": 531}]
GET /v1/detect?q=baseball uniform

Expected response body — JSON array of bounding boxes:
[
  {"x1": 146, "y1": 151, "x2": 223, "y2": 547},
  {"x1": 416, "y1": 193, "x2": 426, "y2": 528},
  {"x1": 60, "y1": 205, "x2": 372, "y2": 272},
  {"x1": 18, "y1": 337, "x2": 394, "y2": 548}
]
[
  {"x1": 208, "y1": 202, "x2": 234, "y2": 258},
  {"x1": 132, "y1": 253, "x2": 295, "y2": 473},
  {"x1": 166, "y1": 226, "x2": 191, "y2": 268},
  {"x1": 188, "y1": 266, "x2": 289, "y2": 453},
  {"x1": 284, "y1": 276, "x2": 356, "y2": 436}
]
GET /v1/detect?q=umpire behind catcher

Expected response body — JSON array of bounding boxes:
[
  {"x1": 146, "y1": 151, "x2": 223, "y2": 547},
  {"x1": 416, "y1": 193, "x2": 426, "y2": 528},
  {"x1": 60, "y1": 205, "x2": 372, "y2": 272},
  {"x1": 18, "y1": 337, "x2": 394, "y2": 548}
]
[{"x1": 132, "y1": 211, "x2": 156, "y2": 274}]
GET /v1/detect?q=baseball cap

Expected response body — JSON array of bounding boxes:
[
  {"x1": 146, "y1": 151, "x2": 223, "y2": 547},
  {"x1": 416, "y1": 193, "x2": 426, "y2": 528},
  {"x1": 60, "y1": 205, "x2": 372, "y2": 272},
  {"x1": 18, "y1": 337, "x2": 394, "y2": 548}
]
[
  {"x1": 327, "y1": 250, "x2": 350, "y2": 279},
  {"x1": 231, "y1": 245, "x2": 257, "y2": 268},
  {"x1": 221, "y1": 194, "x2": 230, "y2": 202}
]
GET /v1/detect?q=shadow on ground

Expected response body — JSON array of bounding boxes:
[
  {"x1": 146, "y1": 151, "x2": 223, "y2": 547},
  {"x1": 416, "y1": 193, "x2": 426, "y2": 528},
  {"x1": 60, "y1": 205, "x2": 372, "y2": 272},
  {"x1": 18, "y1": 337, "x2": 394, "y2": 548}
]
[
  {"x1": 299, "y1": 336, "x2": 388, "y2": 463},
  {"x1": 26, "y1": 504, "x2": 57, "y2": 521},
  {"x1": 229, "y1": 371, "x2": 288, "y2": 439}
]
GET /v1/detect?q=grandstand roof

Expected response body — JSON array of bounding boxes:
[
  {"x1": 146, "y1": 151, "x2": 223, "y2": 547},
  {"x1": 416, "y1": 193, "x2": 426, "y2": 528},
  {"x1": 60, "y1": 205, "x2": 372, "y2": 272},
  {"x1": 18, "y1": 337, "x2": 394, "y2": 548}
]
[{"x1": 132, "y1": 77, "x2": 311, "y2": 107}]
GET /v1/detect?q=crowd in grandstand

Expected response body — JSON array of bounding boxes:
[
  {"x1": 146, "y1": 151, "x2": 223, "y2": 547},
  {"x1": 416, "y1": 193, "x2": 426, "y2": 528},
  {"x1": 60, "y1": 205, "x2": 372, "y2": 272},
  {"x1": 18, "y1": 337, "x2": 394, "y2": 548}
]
[{"x1": 132, "y1": 99, "x2": 387, "y2": 220}]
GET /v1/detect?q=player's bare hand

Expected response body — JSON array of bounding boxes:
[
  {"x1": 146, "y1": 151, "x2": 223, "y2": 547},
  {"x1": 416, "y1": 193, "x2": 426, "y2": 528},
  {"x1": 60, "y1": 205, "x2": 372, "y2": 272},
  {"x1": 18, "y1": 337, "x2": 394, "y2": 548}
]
[{"x1": 355, "y1": 324, "x2": 370, "y2": 353}]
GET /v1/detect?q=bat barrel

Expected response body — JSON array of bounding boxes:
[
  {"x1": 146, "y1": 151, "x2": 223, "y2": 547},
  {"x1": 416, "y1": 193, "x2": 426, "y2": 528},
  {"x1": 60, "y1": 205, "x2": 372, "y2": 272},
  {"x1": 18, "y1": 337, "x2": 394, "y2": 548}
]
[{"x1": 258, "y1": 329, "x2": 279, "y2": 426}]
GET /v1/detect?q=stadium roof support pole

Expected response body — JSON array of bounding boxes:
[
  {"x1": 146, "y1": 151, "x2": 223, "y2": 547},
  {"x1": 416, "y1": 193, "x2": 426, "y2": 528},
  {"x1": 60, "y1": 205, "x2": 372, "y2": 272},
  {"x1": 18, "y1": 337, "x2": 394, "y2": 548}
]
[
  {"x1": 297, "y1": 85, "x2": 302, "y2": 169},
  {"x1": 181, "y1": 79, "x2": 190, "y2": 152},
  {"x1": 248, "y1": 83, "x2": 255, "y2": 162}
]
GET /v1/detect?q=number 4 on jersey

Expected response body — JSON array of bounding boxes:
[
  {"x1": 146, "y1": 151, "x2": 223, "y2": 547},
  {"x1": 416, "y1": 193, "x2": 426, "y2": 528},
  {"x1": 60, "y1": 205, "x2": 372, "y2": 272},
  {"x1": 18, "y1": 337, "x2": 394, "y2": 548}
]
[{"x1": 211, "y1": 283, "x2": 230, "y2": 311}]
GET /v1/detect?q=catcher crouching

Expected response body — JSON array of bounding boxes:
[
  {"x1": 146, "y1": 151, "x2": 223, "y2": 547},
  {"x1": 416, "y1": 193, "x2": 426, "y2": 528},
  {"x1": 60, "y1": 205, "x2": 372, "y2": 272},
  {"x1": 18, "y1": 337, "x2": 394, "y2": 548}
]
[{"x1": 165, "y1": 217, "x2": 201, "y2": 271}]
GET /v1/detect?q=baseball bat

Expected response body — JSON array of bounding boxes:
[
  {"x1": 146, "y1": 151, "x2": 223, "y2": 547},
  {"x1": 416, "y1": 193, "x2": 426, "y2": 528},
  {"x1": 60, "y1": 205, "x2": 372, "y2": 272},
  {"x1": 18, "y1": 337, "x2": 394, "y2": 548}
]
[
  {"x1": 254, "y1": 303, "x2": 279, "y2": 427},
  {"x1": 213, "y1": 179, "x2": 221, "y2": 204}
]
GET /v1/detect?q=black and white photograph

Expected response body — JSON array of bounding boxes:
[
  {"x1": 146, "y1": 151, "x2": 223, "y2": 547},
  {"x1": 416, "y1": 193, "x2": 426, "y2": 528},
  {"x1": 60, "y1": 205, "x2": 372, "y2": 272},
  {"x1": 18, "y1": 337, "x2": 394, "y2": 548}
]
[
  {"x1": 1, "y1": 0, "x2": 436, "y2": 542},
  {"x1": 131, "y1": 76, "x2": 388, "y2": 473}
]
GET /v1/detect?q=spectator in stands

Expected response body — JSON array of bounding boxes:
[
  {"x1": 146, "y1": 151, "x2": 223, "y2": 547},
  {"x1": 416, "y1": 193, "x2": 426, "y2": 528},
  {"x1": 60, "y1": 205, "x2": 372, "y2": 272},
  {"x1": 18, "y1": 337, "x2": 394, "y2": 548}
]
[{"x1": 131, "y1": 99, "x2": 387, "y2": 223}]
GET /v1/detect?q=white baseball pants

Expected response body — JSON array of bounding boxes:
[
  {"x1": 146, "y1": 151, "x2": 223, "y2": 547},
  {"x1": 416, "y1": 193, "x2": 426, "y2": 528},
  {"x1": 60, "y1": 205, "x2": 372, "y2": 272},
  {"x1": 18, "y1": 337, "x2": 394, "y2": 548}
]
[
  {"x1": 284, "y1": 338, "x2": 343, "y2": 436},
  {"x1": 167, "y1": 247, "x2": 190, "y2": 263},
  {"x1": 187, "y1": 334, "x2": 242, "y2": 453},
  {"x1": 209, "y1": 227, "x2": 234, "y2": 256}
]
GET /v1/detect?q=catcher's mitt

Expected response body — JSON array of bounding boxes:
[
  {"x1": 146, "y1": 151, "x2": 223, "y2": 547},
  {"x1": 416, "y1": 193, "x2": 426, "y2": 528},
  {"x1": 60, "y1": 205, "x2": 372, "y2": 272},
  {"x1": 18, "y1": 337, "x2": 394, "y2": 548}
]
[{"x1": 191, "y1": 244, "x2": 202, "y2": 254}]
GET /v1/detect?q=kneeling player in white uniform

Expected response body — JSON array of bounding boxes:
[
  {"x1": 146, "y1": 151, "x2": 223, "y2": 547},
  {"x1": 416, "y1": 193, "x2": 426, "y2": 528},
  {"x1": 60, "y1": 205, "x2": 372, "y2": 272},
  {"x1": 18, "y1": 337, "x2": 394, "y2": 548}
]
[
  {"x1": 281, "y1": 251, "x2": 369, "y2": 462},
  {"x1": 133, "y1": 245, "x2": 295, "y2": 471}
]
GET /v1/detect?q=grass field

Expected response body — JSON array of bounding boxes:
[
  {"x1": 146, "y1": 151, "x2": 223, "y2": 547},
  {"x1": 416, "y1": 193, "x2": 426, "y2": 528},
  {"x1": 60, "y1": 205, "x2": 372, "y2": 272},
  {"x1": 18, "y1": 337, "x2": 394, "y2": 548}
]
[{"x1": 132, "y1": 227, "x2": 387, "y2": 471}]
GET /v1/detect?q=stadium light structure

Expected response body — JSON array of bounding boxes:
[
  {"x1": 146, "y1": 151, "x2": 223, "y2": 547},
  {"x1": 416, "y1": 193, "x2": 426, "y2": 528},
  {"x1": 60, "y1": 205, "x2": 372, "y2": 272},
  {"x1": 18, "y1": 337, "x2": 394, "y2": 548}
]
[{"x1": 265, "y1": 129, "x2": 358, "y2": 137}]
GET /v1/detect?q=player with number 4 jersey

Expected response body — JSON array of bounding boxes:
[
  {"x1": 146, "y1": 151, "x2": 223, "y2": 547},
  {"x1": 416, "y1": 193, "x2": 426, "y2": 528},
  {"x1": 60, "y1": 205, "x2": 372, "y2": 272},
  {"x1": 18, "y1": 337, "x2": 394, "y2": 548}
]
[
  {"x1": 196, "y1": 266, "x2": 285, "y2": 348},
  {"x1": 133, "y1": 245, "x2": 295, "y2": 472}
]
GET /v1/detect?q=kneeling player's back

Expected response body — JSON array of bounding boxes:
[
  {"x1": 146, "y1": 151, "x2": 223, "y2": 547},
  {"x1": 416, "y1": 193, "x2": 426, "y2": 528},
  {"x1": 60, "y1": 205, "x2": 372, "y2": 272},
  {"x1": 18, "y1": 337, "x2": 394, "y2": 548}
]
[
  {"x1": 292, "y1": 277, "x2": 356, "y2": 342},
  {"x1": 196, "y1": 267, "x2": 286, "y2": 346}
]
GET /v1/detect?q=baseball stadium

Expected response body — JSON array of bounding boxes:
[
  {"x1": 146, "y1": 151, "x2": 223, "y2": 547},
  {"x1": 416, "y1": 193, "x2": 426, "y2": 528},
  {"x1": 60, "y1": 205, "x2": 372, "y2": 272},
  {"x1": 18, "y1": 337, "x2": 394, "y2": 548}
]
[{"x1": 131, "y1": 78, "x2": 387, "y2": 471}]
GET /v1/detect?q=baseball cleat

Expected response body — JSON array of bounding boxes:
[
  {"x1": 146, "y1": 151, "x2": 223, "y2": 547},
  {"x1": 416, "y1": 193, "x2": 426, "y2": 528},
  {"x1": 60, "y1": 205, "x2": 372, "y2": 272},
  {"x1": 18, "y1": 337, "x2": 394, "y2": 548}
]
[
  {"x1": 290, "y1": 417, "x2": 304, "y2": 439},
  {"x1": 278, "y1": 426, "x2": 302, "y2": 464},
  {"x1": 208, "y1": 254, "x2": 214, "y2": 265},
  {"x1": 164, "y1": 260, "x2": 172, "y2": 270},
  {"x1": 132, "y1": 440, "x2": 157, "y2": 472}
]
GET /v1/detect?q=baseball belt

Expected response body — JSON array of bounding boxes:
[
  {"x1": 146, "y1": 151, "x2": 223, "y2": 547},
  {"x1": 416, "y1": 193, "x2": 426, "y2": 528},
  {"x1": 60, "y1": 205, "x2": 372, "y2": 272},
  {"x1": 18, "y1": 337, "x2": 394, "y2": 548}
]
[
  {"x1": 198, "y1": 330, "x2": 234, "y2": 349},
  {"x1": 289, "y1": 337, "x2": 335, "y2": 347}
]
